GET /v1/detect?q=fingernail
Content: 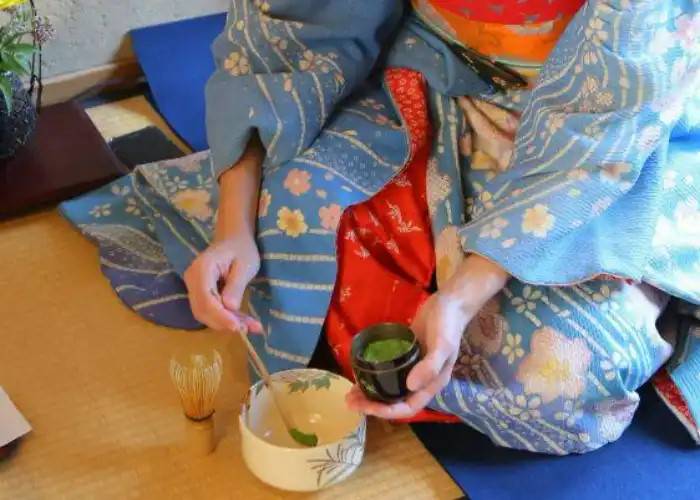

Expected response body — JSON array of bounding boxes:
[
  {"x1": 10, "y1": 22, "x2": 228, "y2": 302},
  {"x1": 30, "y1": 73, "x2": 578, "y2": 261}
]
[{"x1": 245, "y1": 319, "x2": 263, "y2": 333}]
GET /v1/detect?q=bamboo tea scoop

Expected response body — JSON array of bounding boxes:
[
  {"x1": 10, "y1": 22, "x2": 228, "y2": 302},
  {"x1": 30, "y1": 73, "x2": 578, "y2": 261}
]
[{"x1": 236, "y1": 329, "x2": 318, "y2": 447}]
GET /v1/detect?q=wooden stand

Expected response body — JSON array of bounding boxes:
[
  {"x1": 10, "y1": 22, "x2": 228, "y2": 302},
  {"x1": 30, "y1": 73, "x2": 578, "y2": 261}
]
[{"x1": 0, "y1": 101, "x2": 127, "y2": 219}]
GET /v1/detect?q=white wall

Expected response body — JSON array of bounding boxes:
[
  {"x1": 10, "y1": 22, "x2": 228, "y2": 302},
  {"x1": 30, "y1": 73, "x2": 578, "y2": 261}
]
[{"x1": 38, "y1": 0, "x2": 228, "y2": 78}]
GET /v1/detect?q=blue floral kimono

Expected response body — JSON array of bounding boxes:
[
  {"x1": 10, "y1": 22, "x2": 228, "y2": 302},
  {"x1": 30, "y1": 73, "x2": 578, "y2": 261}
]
[{"x1": 61, "y1": 0, "x2": 700, "y2": 454}]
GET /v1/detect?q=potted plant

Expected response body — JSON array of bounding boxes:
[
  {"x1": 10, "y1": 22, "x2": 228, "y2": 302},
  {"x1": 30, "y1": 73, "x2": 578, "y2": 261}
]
[{"x1": 0, "y1": 0, "x2": 53, "y2": 159}]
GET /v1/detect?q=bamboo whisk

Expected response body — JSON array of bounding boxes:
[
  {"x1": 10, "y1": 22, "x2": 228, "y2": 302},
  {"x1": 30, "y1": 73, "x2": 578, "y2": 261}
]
[
  {"x1": 169, "y1": 350, "x2": 223, "y2": 455},
  {"x1": 170, "y1": 351, "x2": 223, "y2": 419}
]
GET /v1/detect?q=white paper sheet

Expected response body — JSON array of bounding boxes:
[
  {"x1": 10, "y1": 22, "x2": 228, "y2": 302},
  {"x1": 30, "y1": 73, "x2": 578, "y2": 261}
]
[{"x1": 0, "y1": 386, "x2": 31, "y2": 447}]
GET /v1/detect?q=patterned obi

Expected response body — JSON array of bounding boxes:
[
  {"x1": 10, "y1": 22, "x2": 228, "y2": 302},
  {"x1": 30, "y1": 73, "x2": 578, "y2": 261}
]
[{"x1": 412, "y1": 0, "x2": 586, "y2": 69}]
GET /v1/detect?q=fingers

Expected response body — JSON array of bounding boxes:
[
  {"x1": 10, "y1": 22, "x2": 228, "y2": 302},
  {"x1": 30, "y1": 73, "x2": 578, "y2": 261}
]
[
  {"x1": 406, "y1": 312, "x2": 459, "y2": 392},
  {"x1": 184, "y1": 252, "x2": 263, "y2": 333},
  {"x1": 221, "y1": 261, "x2": 248, "y2": 311},
  {"x1": 399, "y1": 358, "x2": 454, "y2": 417},
  {"x1": 184, "y1": 256, "x2": 245, "y2": 332},
  {"x1": 345, "y1": 385, "x2": 364, "y2": 407},
  {"x1": 408, "y1": 295, "x2": 467, "y2": 392},
  {"x1": 346, "y1": 358, "x2": 454, "y2": 419},
  {"x1": 348, "y1": 299, "x2": 462, "y2": 419},
  {"x1": 194, "y1": 292, "x2": 245, "y2": 332},
  {"x1": 405, "y1": 346, "x2": 452, "y2": 393},
  {"x1": 221, "y1": 261, "x2": 263, "y2": 333},
  {"x1": 346, "y1": 386, "x2": 394, "y2": 416}
]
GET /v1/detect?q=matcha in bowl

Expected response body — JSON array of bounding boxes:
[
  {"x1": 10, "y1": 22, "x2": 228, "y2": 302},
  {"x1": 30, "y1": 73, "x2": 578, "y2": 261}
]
[
  {"x1": 351, "y1": 323, "x2": 421, "y2": 403},
  {"x1": 362, "y1": 338, "x2": 414, "y2": 363}
]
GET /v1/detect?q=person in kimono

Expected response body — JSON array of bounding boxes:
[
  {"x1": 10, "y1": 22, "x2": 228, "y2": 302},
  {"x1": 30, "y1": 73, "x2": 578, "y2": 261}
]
[{"x1": 62, "y1": 0, "x2": 700, "y2": 454}]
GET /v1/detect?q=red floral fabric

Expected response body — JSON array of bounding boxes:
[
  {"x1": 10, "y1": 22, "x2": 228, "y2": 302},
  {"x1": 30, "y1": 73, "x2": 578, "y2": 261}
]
[
  {"x1": 653, "y1": 370, "x2": 698, "y2": 438},
  {"x1": 325, "y1": 68, "x2": 459, "y2": 423}
]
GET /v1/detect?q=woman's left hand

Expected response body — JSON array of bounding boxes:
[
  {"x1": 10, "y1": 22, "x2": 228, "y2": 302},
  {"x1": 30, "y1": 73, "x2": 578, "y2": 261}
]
[{"x1": 346, "y1": 254, "x2": 509, "y2": 419}]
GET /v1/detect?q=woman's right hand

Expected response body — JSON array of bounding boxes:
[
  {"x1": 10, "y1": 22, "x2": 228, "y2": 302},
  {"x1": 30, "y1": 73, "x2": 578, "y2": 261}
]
[
  {"x1": 185, "y1": 135, "x2": 265, "y2": 333},
  {"x1": 183, "y1": 232, "x2": 263, "y2": 333}
]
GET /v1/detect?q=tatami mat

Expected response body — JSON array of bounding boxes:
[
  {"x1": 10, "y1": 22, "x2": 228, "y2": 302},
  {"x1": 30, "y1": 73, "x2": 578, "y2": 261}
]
[
  {"x1": 0, "y1": 98, "x2": 462, "y2": 499},
  {"x1": 85, "y1": 96, "x2": 191, "y2": 154}
]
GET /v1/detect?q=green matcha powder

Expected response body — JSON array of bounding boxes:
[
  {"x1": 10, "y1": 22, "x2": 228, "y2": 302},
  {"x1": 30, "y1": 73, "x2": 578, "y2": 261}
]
[{"x1": 362, "y1": 338, "x2": 413, "y2": 363}]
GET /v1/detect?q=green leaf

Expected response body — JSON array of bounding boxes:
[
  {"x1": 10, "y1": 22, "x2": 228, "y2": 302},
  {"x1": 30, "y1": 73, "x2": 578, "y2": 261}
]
[
  {"x1": 7, "y1": 43, "x2": 36, "y2": 57},
  {"x1": 311, "y1": 374, "x2": 331, "y2": 390},
  {"x1": 0, "y1": 28, "x2": 12, "y2": 47},
  {"x1": 0, "y1": 52, "x2": 29, "y2": 75},
  {"x1": 8, "y1": 33, "x2": 25, "y2": 46},
  {"x1": 289, "y1": 428, "x2": 318, "y2": 447},
  {"x1": 12, "y1": 53, "x2": 31, "y2": 74},
  {"x1": 0, "y1": 75, "x2": 12, "y2": 113},
  {"x1": 288, "y1": 380, "x2": 308, "y2": 393}
]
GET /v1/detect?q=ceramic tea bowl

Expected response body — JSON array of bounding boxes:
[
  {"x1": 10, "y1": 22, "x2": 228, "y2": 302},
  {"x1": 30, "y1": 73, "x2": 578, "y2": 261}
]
[{"x1": 240, "y1": 369, "x2": 366, "y2": 492}]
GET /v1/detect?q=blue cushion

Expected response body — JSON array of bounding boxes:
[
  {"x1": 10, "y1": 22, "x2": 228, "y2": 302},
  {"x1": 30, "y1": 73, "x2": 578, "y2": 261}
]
[
  {"x1": 412, "y1": 385, "x2": 699, "y2": 499},
  {"x1": 130, "y1": 13, "x2": 226, "y2": 151}
]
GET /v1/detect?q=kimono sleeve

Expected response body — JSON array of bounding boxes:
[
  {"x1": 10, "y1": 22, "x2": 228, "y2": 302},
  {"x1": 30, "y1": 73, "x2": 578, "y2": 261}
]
[
  {"x1": 205, "y1": 0, "x2": 403, "y2": 177},
  {"x1": 459, "y1": 0, "x2": 700, "y2": 285}
]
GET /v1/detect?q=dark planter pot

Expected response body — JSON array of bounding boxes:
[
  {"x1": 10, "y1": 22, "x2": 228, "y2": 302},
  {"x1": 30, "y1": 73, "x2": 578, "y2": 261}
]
[{"x1": 0, "y1": 73, "x2": 37, "y2": 160}]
